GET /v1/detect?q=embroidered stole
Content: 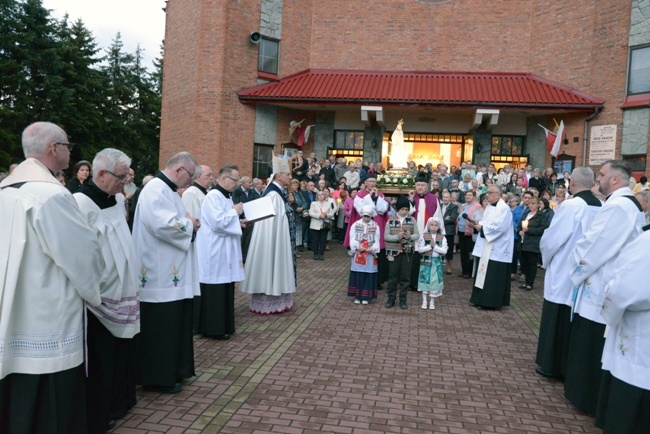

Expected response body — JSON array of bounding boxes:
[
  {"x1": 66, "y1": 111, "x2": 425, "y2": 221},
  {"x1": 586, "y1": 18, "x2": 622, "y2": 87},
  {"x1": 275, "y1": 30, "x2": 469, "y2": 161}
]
[{"x1": 475, "y1": 200, "x2": 507, "y2": 289}]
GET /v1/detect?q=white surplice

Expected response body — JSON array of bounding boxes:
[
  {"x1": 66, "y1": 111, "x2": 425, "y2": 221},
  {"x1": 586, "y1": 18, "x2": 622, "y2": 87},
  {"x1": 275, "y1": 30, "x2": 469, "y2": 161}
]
[
  {"x1": 196, "y1": 188, "x2": 244, "y2": 284},
  {"x1": 471, "y1": 200, "x2": 513, "y2": 263},
  {"x1": 133, "y1": 177, "x2": 200, "y2": 303},
  {"x1": 570, "y1": 187, "x2": 645, "y2": 324},
  {"x1": 74, "y1": 193, "x2": 140, "y2": 338},
  {"x1": 0, "y1": 159, "x2": 103, "y2": 378},
  {"x1": 182, "y1": 185, "x2": 206, "y2": 220},
  {"x1": 540, "y1": 194, "x2": 600, "y2": 306},
  {"x1": 600, "y1": 229, "x2": 650, "y2": 390}
]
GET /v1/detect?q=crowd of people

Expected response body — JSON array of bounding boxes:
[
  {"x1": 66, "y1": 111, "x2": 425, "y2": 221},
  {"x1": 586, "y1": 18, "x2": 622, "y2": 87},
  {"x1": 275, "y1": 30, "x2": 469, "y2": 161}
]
[{"x1": 1, "y1": 122, "x2": 649, "y2": 433}]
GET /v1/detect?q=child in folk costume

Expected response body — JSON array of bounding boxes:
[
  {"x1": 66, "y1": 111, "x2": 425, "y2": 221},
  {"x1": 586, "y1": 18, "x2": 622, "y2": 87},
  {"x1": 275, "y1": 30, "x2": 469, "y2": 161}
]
[
  {"x1": 417, "y1": 216, "x2": 448, "y2": 310},
  {"x1": 347, "y1": 205, "x2": 380, "y2": 305},
  {"x1": 384, "y1": 195, "x2": 420, "y2": 309}
]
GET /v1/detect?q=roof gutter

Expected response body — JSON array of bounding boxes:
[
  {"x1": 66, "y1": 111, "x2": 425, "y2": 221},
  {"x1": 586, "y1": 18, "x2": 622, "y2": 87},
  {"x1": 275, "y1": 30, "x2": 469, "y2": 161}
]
[
  {"x1": 237, "y1": 96, "x2": 603, "y2": 111},
  {"x1": 582, "y1": 107, "x2": 602, "y2": 166}
]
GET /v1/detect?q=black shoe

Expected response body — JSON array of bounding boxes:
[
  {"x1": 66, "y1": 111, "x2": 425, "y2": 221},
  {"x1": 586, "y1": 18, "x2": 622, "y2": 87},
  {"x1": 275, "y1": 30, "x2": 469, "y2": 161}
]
[
  {"x1": 143, "y1": 383, "x2": 181, "y2": 394},
  {"x1": 535, "y1": 367, "x2": 555, "y2": 378},
  {"x1": 400, "y1": 302, "x2": 408, "y2": 309},
  {"x1": 519, "y1": 284, "x2": 533, "y2": 291},
  {"x1": 214, "y1": 334, "x2": 231, "y2": 340},
  {"x1": 106, "y1": 419, "x2": 116, "y2": 430},
  {"x1": 385, "y1": 299, "x2": 395, "y2": 308},
  {"x1": 318, "y1": 255, "x2": 324, "y2": 260},
  {"x1": 313, "y1": 255, "x2": 319, "y2": 260},
  {"x1": 298, "y1": 246, "x2": 304, "y2": 252}
]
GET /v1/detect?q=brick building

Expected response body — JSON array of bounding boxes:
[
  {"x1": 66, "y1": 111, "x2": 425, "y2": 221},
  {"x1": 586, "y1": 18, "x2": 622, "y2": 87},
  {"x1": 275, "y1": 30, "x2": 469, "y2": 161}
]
[{"x1": 160, "y1": 0, "x2": 650, "y2": 179}]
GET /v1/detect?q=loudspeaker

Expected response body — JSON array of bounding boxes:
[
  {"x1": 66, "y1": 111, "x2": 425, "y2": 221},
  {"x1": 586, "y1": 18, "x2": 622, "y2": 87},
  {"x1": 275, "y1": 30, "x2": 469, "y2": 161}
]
[{"x1": 249, "y1": 32, "x2": 261, "y2": 44}]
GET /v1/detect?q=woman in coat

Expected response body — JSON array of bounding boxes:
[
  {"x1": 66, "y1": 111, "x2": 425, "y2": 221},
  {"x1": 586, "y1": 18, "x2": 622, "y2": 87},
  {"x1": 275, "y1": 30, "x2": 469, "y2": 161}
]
[
  {"x1": 517, "y1": 196, "x2": 548, "y2": 290},
  {"x1": 66, "y1": 160, "x2": 91, "y2": 193},
  {"x1": 308, "y1": 190, "x2": 336, "y2": 260}
]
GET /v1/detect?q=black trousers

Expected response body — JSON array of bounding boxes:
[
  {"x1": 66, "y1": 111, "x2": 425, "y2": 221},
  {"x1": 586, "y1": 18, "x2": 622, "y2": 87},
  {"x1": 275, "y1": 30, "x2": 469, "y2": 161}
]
[
  {"x1": 387, "y1": 254, "x2": 412, "y2": 302},
  {"x1": 310, "y1": 228, "x2": 328, "y2": 256},
  {"x1": 444, "y1": 234, "x2": 455, "y2": 261},
  {"x1": 511, "y1": 237, "x2": 521, "y2": 274},
  {"x1": 458, "y1": 232, "x2": 475, "y2": 275},
  {"x1": 520, "y1": 250, "x2": 539, "y2": 286}
]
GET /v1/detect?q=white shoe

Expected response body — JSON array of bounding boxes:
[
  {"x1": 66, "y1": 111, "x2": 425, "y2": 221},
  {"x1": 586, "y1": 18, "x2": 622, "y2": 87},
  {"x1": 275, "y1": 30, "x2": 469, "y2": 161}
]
[
  {"x1": 429, "y1": 299, "x2": 435, "y2": 310},
  {"x1": 361, "y1": 300, "x2": 368, "y2": 305},
  {"x1": 354, "y1": 299, "x2": 361, "y2": 304},
  {"x1": 421, "y1": 302, "x2": 428, "y2": 309}
]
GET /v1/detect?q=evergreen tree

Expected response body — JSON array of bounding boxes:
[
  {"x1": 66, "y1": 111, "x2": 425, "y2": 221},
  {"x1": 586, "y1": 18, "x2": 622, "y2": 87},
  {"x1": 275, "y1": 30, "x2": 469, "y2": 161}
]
[
  {"x1": 55, "y1": 16, "x2": 108, "y2": 161},
  {"x1": 0, "y1": 1, "x2": 162, "y2": 173},
  {"x1": 0, "y1": 0, "x2": 22, "y2": 168}
]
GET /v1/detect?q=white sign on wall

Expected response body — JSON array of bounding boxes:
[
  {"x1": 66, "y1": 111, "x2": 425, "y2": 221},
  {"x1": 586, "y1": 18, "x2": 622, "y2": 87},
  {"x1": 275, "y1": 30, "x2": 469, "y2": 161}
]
[{"x1": 589, "y1": 124, "x2": 617, "y2": 166}]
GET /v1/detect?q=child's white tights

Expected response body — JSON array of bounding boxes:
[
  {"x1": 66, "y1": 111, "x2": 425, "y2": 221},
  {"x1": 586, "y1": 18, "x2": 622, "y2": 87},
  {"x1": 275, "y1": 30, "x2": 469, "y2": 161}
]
[{"x1": 421, "y1": 292, "x2": 435, "y2": 310}]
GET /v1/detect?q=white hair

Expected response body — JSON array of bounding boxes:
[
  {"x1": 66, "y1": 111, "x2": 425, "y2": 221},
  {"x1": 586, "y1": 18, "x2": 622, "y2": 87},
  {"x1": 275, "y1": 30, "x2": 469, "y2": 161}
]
[
  {"x1": 92, "y1": 148, "x2": 132, "y2": 173},
  {"x1": 22, "y1": 122, "x2": 66, "y2": 157},
  {"x1": 570, "y1": 167, "x2": 595, "y2": 189}
]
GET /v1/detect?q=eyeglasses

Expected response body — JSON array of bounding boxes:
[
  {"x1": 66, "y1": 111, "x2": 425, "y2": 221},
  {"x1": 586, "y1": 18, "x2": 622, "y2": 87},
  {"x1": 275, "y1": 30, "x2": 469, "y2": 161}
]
[
  {"x1": 55, "y1": 142, "x2": 74, "y2": 151},
  {"x1": 225, "y1": 175, "x2": 241, "y2": 184},
  {"x1": 179, "y1": 166, "x2": 195, "y2": 178},
  {"x1": 105, "y1": 170, "x2": 131, "y2": 183}
]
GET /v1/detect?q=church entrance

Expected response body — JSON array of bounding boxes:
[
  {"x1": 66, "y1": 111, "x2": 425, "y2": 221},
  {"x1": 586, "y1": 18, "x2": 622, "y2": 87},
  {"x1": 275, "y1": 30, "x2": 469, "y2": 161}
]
[{"x1": 381, "y1": 132, "x2": 473, "y2": 170}]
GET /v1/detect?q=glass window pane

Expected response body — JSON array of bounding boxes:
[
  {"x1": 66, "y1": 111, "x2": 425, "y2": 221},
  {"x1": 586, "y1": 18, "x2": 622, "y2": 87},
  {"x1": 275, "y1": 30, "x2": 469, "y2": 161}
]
[
  {"x1": 253, "y1": 144, "x2": 273, "y2": 179},
  {"x1": 345, "y1": 132, "x2": 355, "y2": 149},
  {"x1": 629, "y1": 46, "x2": 650, "y2": 94},
  {"x1": 501, "y1": 137, "x2": 512, "y2": 155},
  {"x1": 258, "y1": 39, "x2": 279, "y2": 75},
  {"x1": 491, "y1": 137, "x2": 501, "y2": 154},
  {"x1": 512, "y1": 137, "x2": 523, "y2": 155},
  {"x1": 354, "y1": 132, "x2": 364, "y2": 149}
]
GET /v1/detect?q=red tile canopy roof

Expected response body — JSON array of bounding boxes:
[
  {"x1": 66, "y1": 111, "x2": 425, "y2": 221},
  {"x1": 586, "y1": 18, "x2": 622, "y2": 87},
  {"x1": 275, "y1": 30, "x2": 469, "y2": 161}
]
[{"x1": 237, "y1": 69, "x2": 605, "y2": 109}]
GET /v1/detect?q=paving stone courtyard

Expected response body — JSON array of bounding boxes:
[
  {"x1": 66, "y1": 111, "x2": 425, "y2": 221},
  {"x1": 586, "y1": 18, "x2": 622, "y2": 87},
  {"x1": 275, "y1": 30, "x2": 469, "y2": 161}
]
[{"x1": 111, "y1": 243, "x2": 600, "y2": 434}]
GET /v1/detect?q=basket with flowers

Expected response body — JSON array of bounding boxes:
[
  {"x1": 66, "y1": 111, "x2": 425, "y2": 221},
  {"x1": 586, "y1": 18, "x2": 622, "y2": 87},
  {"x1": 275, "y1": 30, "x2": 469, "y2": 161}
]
[{"x1": 377, "y1": 172, "x2": 415, "y2": 188}]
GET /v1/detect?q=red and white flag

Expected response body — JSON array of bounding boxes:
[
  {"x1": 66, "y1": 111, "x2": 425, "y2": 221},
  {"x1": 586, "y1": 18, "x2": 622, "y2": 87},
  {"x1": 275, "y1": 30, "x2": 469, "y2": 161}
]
[{"x1": 539, "y1": 120, "x2": 566, "y2": 157}]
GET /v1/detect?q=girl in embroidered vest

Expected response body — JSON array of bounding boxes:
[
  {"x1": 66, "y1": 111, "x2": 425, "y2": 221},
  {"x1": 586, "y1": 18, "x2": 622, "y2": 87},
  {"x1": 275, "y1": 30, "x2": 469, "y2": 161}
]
[
  {"x1": 347, "y1": 206, "x2": 380, "y2": 304},
  {"x1": 417, "y1": 216, "x2": 448, "y2": 309}
]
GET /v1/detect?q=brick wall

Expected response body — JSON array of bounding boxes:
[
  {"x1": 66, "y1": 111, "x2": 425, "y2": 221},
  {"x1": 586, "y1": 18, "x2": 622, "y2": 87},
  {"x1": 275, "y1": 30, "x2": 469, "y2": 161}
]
[{"x1": 162, "y1": 0, "x2": 640, "y2": 175}]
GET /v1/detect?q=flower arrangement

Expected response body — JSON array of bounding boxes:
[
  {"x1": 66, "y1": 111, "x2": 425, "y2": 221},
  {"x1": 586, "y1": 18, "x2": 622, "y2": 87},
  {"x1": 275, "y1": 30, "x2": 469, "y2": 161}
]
[{"x1": 377, "y1": 172, "x2": 415, "y2": 188}]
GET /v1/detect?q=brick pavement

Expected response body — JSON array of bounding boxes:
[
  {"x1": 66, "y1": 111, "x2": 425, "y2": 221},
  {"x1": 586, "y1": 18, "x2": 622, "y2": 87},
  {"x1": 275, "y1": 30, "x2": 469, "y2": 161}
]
[{"x1": 112, "y1": 243, "x2": 601, "y2": 434}]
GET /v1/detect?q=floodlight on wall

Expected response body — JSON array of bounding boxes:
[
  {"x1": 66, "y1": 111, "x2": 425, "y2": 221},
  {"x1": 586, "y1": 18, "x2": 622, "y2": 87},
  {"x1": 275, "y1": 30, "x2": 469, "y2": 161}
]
[{"x1": 249, "y1": 32, "x2": 261, "y2": 44}]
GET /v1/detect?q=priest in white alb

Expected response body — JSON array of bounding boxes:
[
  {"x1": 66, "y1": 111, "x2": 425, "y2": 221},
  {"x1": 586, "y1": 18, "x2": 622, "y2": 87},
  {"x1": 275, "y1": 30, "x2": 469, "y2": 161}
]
[
  {"x1": 0, "y1": 122, "x2": 103, "y2": 433},
  {"x1": 74, "y1": 148, "x2": 140, "y2": 432},
  {"x1": 595, "y1": 227, "x2": 650, "y2": 432},
  {"x1": 196, "y1": 164, "x2": 245, "y2": 339},
  {"x1": 132, "y1": 152, "x2": 201, "y2": 394},
  {"x1": 535, "y1": 167, "x2": 600, "y2": 380},
  {"x1": 240, "y1": 152, "x2": 296, "y2": 314},
  {"x1": 469, "y1": 185, "x2": 513, "y2": 310},
  {"x1": 181, "y1": 163, "x2": 214, "y2": 333},
  {"x1": 565, "y1": 160, "x2": 644, "y2": 415}
]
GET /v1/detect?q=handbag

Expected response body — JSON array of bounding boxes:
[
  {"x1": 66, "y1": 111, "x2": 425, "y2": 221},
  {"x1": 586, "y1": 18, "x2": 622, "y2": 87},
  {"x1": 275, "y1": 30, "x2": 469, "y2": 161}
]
[
  {"x1": 302, "y1": 209, "x2": 310, "y2": 220},
  {"x1": 322, "y1": 220, "x2": 332, "y2": 230}
]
